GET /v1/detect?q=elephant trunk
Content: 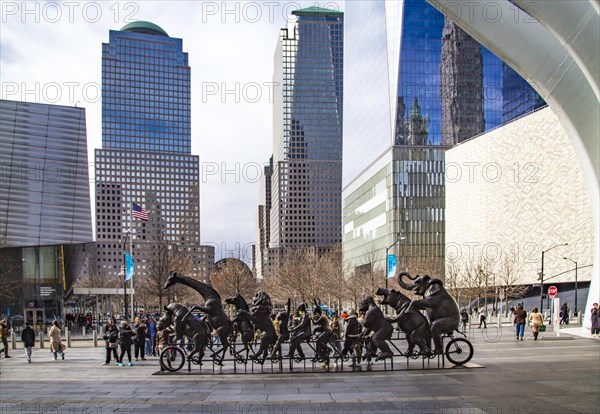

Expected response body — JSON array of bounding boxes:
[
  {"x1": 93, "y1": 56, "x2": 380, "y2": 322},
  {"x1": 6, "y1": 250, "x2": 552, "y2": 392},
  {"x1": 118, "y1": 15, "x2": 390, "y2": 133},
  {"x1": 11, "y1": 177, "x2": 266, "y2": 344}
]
[{"x1": 398, "y1": 271, "x2": 417, "y2": 291}]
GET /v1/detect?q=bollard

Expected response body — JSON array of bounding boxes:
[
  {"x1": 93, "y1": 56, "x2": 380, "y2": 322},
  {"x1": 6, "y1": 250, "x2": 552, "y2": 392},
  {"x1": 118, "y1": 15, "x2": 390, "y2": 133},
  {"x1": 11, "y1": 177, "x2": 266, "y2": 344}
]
[
  {"x1": 11, "y1": 331, "x2": 16, "y2": 350},
  {"x1": 83, "y1": 326, "x2": 87, "y2": 338},
  {"x1": 66, "y1": 329, "x2": 72, "y2": 349},
  {"x1": 93, "y1": 330, "x2": 98, "y2": 347},
  {"x1": 577, "y1": 311, "x2": 583, "y2": 324},
  {"x1": 39, "y1": 331, "x2": 45, "y2": 349}
]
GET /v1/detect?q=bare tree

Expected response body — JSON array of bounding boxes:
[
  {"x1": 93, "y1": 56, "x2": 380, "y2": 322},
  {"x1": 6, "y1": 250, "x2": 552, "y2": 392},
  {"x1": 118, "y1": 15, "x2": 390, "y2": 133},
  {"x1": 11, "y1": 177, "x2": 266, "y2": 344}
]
[
  {"x1": 498, "y1": 252, "x2": 528, "y2": 315},
  {"x1": 210, "y1": 259, "x2": 257, "y2": 300}
]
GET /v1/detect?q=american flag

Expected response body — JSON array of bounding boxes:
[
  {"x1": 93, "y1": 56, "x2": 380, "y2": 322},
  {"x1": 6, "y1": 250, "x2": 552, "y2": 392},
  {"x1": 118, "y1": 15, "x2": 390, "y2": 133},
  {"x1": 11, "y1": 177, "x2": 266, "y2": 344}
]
[{"x1": 132, "y1": 203, "x2": 148, "y2": 221}]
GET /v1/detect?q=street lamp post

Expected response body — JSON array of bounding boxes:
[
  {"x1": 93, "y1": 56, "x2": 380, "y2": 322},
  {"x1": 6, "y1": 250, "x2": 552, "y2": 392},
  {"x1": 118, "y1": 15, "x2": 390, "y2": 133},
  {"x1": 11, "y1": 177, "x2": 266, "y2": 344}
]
[
  {"x1": 122, "y1": 232, "x2": 130, "y2": 321},
  {"x1": 385, "y1": 233, "x2": 406, "y2": 314},
  {"x1": 540, "y1": 243, "x2": 568, "y2": 314},
  {"x1": 563, "y1": 257, "x2": 578, "y2": 315}
]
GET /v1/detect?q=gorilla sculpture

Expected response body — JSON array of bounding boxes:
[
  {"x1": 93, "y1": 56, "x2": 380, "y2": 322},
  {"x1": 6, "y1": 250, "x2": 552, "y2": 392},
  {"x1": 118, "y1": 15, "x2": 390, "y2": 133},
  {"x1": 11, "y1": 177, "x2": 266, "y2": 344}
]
[
  {"x1": 397, "y1": 271, "x2": 460, "y2": 354},
  {"x1": 375, "y1": 287, "x2": 430, "y2": 355},
  {"x1": 358, "y1": 296, "x2": 394, "y2": 361}
]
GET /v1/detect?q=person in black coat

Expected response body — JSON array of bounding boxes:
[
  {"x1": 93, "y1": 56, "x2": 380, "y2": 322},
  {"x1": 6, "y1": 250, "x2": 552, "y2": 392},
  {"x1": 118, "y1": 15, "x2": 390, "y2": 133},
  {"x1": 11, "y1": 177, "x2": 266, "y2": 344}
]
[
  {"x1": 132, "y1": 317, "x2": 147, "y2": 361},
  {"x1": 21, "y1": 322, "x2": 36, "y2": 363},
  {"x1": 341, "y1": 309, "x2": 362, "y2": 368},
  {"x1": 103, "y1": 323, "x2": 119, "y2": 365},
  {"x1": 118, "y1": 320, "x2": 134, "y2": 366}
]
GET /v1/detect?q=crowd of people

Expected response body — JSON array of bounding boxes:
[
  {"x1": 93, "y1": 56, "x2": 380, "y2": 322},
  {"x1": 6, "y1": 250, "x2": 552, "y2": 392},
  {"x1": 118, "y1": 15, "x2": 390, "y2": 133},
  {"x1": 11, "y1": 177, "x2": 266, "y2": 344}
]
[{"x1": 0, "y1": 301, "x2": 598, "y2": 365}]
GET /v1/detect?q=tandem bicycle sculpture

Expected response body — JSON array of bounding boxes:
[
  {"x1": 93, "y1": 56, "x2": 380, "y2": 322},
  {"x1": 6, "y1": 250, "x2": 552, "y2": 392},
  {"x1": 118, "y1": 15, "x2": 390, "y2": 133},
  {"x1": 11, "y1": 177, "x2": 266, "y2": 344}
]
[{"x1": 158, "y1": 272, "x2": 474, "y2": 373}]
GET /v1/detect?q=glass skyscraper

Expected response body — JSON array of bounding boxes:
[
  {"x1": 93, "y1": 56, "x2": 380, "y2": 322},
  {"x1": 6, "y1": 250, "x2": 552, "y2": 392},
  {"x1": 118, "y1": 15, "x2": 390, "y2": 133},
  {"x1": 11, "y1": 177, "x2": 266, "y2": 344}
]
[
  {"x1": 343, "y1": 0, "x2": 545, "y2": 276},
  {"x1": 95, "y1": 22, "x2": 211, "y2": 281},
  {"x1": 0, "y1": 99, "x2": 92, "y2": 323},
  {"x1": 258, "y1": 7, "x2": 343, "y2": 273}
]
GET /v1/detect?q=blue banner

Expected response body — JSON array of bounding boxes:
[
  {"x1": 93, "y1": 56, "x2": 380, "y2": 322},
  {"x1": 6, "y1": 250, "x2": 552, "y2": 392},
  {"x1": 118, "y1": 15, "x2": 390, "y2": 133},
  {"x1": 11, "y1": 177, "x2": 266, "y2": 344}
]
[
  {"x1": 124, "y1": 252, "x2": 134, "y2": 281},
  {"x1": 387, "y1": 254, "x2": 397, "y2": 279}
]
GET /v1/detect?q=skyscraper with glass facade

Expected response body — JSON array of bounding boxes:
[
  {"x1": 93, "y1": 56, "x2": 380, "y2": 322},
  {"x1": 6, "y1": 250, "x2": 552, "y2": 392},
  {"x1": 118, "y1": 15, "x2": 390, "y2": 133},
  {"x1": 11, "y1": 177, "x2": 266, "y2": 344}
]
[
  {"x1": 258, "y1": 7, "x2": 343, "y2": 271},
  {"x1": 0, "y1": 99, "x2": 92, "y2": 323},
  {"x1": 342, "y1": 0, "x2": 545, "y2": 277},
  {"x1": 95, "y1": 22, "x2": 212, "y2": 282}
]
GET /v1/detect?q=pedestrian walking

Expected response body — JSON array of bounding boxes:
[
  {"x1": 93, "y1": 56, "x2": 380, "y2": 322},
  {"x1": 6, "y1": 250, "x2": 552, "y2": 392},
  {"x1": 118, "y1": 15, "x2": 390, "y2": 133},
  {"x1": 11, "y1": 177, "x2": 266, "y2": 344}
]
[
  {"x1": 460, "y1": 308, "x2": 469, "y2": 332},
  {"x1": 560, "y1": 302, "x2": 569, "y2": 325},
  {"x1": 146, "y1": 318, "x2": 157, "y2": 356},
  {"x1": 478, "y1": 309, "x2": 487, "y2": 329},
  {"x1": 102, "y1": 322, "x2": 119, "y2": 365},
  {"x1": 590, "y1": 303, "x2": 599, "y2": 337},
  {"x1": 513, "y1": 304, "x2": 527, "y2": 341},
  {"x1": 117, "y1": 320, "x2": 134, "y2": 366},
  {"x1": 132, "y1": 317, "x2": 147, "y2": 361},
  {"x1": 49, "y1": 321, "x2": 65, "y2": 360},
  {"x1": 0, "y1": 319, "x2": 11, "y2": 358},
  {"x1": 20, "y1": 322, "x2": 36, "y2": 363},
  {"x1": 529, "y1": 307, "x2": 544, "y2": 341}
]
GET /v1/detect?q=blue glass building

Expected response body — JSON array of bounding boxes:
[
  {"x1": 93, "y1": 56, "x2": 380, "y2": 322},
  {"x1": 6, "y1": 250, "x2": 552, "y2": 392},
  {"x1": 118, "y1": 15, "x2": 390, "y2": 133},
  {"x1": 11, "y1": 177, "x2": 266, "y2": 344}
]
[
  {"x1": 95, "y1": 22, "x2": 210, "y2": 281},
  {"x1": 343, "y1": 0, "x2": 545, "y2": 276},
  {"x1": 101, "y1": 21, "x2": 191, "y2": 154},
  {"x1": 263, "y1": 7, "x2": 343, "y2": 269}
]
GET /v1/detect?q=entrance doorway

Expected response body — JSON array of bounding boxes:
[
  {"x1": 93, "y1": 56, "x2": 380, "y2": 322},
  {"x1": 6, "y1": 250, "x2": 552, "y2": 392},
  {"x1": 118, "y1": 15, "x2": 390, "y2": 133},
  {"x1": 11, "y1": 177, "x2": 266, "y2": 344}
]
[{"x1": 25, "y1": 308, "x2": 45, "y2": 334}]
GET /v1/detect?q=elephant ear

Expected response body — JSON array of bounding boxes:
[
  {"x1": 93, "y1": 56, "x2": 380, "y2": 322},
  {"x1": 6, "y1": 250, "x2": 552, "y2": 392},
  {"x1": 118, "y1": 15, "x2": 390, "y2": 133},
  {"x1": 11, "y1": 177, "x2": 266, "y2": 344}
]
[{"x1": 425, "y1": 279, "x2": 443, "y2": 296}]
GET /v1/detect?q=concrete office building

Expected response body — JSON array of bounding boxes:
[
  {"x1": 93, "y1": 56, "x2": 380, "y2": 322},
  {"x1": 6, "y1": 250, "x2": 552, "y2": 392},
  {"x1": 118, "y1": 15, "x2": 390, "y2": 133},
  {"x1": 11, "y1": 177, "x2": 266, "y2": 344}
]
[{"x1": 95, "y1": 21, "x2": 213, "y2": 283}]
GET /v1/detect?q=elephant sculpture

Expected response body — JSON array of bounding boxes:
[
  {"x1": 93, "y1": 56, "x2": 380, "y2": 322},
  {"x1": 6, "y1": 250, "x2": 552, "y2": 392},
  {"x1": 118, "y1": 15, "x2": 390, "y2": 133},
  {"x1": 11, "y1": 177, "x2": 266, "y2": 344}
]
[
  {"x1": 397, "y1": 271, "x2": 460, "y2": 355},
  {"x1": 375, "y1": 287, "x2": 430, "y2": 355}
]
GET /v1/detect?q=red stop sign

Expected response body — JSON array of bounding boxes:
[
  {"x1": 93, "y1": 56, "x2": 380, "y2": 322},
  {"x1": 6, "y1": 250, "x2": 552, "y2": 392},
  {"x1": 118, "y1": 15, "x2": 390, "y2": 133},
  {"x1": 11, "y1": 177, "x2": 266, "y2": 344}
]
[{"x1": 548, "y1": 285, "x2": 558, "y2": 298}]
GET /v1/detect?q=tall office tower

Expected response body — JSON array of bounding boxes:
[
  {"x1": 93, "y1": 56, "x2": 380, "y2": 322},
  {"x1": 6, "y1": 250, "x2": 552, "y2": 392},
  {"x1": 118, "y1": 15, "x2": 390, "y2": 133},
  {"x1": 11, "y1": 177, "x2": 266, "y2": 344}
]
[
  {"x1": 342, "y1": 0, "x2": 544, "y2": 277},
  {"x1": 255, "y1": 158, "x2": 273, "y2": 279},
  {"x1": 0, "y1": 99, "x2": 92, "y2": 320},
  {"x1": 266, "y1": 7, "x2": 343, "y2": 262},
  {"x1": 95, "y1": 22, "x2": 212, "y2": 282}
]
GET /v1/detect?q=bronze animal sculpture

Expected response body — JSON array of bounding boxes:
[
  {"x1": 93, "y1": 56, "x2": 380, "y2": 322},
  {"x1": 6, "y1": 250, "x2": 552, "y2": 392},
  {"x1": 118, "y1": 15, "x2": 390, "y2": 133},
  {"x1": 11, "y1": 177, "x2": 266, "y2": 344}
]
[
  {"x1": 224, "y1": 294, "x2": 255, "y2": 361},
  {"x1": 376, "y1": 287, "x2": 430, "y2": 355},
  {"x1": 157, "y1": 303, "x2": 210, "y2": 364},
  {"x1": 270, "y1": 298, "x2": 291, "y2": 360},
  {"x1": 311, "y1": 299, "x2": 333, "y2": 363},
  {"x1": 237, "y1": 291, "x2": 276, "y2": 364},
  {"x1": 164, "y1": 272, "x2": 232, "y2": 363},
  {"x1": 285, "y1": 303, "x2": 311, "y2": 359},
  {"x1": 358, "y1": 296, "x2": 394, "y2": 361},
  {"x1": 397, "y1": 271, "x2": 460, "y2": 355}
]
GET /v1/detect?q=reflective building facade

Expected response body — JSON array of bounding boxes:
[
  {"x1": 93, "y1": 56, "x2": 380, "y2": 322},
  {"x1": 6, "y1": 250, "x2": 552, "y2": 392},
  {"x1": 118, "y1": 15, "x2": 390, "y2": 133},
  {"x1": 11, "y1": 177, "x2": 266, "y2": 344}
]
[
  {"x1": 264, "y1": 7, "x2": 343, "y2": 267},
  {"x1": 343, "y1": 0, "x2": 544, "y2": 276},
  {"x1": 95, "y1": 22, "x2": 210, "y2": 281},
  {"x1": 0, "y1": 99, "x2": 92, "y2": 324}
]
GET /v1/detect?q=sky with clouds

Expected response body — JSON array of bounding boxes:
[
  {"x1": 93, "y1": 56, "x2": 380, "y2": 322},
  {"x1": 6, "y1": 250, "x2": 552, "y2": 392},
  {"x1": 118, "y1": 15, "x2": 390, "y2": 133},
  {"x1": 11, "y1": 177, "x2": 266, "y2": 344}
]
[{"x1": 0, "y1": 0, "x2": 344, "y2": 262}]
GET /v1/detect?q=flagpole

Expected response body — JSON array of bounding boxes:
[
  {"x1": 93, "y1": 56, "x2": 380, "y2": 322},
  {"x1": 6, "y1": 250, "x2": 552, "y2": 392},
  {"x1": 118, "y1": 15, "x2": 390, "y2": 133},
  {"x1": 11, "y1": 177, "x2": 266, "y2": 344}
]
[{"x1": 130, "y1": 203, "x2": 134, "y2": 320}]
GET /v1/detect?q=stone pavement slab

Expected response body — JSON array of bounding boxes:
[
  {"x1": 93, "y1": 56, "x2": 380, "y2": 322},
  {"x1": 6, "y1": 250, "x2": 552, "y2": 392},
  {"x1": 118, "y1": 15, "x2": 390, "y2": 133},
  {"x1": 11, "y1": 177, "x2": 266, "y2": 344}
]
[{"x1": 0, "y1": 326, "x2": 598, "y2": 413}]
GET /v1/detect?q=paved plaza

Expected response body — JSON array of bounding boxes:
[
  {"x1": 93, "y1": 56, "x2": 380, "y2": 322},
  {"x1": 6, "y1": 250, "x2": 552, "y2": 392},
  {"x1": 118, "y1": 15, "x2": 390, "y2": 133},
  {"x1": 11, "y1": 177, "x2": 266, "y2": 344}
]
[{"x1": 0, "y1": 325, "x2": 598, "y2": 413}]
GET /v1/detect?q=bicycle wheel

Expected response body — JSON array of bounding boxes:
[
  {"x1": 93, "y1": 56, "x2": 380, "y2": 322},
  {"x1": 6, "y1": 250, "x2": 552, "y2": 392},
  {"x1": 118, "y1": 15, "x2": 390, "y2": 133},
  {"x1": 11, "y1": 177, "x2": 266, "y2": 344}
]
[
  {"x1": 160, "y1": 346, "x2": 186, "y2": 372},
  {"x1": 445, "y1": 337, "x2": 473, "y2": 366}
]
